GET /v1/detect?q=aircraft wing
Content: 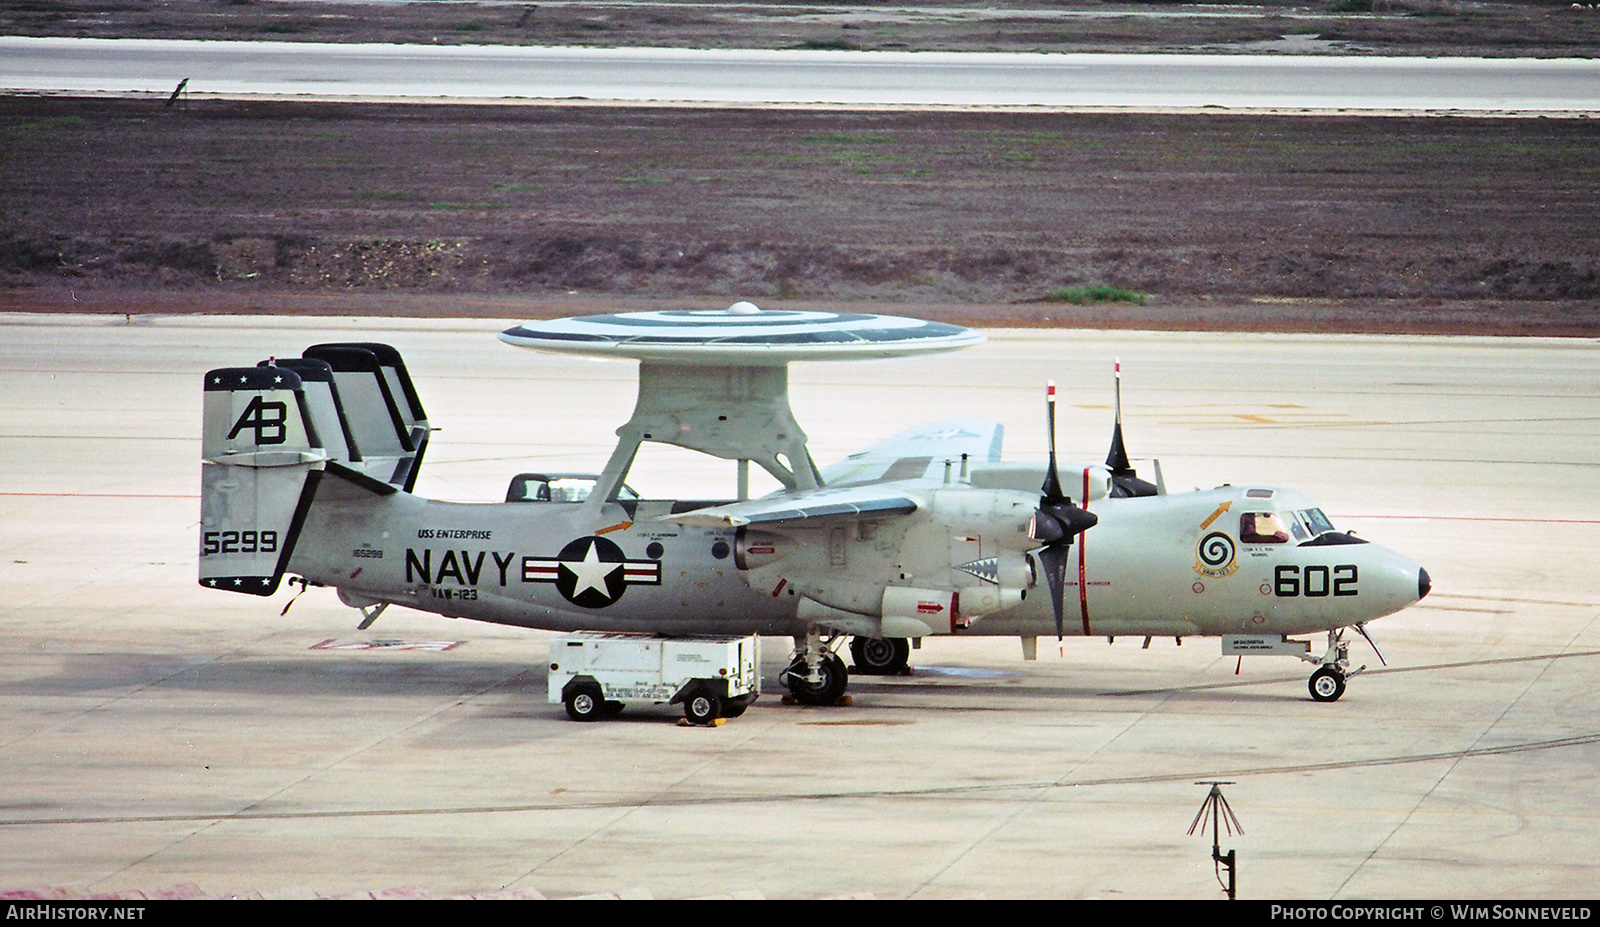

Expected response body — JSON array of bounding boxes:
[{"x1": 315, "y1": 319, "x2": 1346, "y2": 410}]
[
  {"x1": 665, "y1": 484, "x2": 920, "y2": 528},
  {"x1": 663, "y1": 419, "x2": 1001, "y2": 528},
  {"x1": 819, "y1": 418, "x2": 1003, "y2": 487}
]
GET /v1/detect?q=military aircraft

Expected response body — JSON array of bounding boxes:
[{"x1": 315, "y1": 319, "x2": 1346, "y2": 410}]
[{"x1": 199, "y1": 304, "x2": 1430, "y2": 706}]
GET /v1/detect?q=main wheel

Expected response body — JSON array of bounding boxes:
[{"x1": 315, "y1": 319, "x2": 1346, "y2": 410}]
[
  {"x1": 850, "y1": 636, "x2": 911, "y2": 675},
  {"x1": 564, "y1": 682, "x2": 606, "y2": 721},
  {"x1": 1309, "y1": 666, "x2": 1346, "y2": 702},
  {"x1": 684, "y1": 689, "x2": 723, "y2": 725},
  {"x1": 784, "y1": 653, "x2": 849, "y2": 706}
]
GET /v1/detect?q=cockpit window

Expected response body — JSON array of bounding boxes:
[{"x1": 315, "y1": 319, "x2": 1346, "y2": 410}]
[
  {"x1": 542, "y1": 478, "x2": 595, "y2": 503},
  {"x1": 1239, "y1": 512, "x2": 1292, "y2": 544},
  {"x1": 506, "y1": 473, "x2": 639, "y2": 504}
]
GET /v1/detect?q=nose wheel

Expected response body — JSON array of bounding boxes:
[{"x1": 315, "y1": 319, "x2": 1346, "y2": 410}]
[
  {"x1": 1304, "y1": 628, "x2": 1370, "y2": 702},
  {"x1": 1309, "y1": 665, "x2": 1346, "y2": 702}
]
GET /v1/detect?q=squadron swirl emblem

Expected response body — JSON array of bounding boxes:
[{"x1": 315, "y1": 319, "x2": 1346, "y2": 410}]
[{"x1": 1194, "y1": 531, "x2": 1239, "y2": 578}]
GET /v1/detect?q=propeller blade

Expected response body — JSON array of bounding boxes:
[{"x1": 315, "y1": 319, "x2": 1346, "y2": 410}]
[
  {"x1": 1106, "y1": 359, "x2": 1133, "y2": 476},
  {"x1": 1102, "y1": 360, "x2": 1160, "y2": 498},
  {"x1": 1042, "y1": 379, "x2": 1064, "y2": 502},
  {"x1": 1037, "y1": 542, "x2": 1070, "y2": 641},
  {"x1": 1033, "y1": 379, "x2": 1099, "y2": 643}
]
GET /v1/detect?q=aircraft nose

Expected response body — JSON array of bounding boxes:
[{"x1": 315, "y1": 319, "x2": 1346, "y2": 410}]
[{"x1": 1418, "y1": 567, "x2": 1432, "y2": 601}]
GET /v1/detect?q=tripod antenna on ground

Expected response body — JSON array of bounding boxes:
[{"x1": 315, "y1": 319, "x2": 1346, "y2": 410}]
[{"x1": 1189, "y1": 781, "x2": 1243, "y2": 899}]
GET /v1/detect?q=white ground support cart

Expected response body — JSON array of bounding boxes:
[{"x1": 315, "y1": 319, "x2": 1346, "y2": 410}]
[{"x1": 548, "y1": 632, "x2": 760, "y2": 724}]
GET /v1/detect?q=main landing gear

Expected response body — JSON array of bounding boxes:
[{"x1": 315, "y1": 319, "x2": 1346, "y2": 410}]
[
  {"x1": 781, "y1": 633, "x2": 915, "y2": 705},
  {"x1": 782, "y1": 629, "x2": 849, "y2": 706},
  {"x1": 849, "y1": 635, "x2": 911, "y2": 676}
]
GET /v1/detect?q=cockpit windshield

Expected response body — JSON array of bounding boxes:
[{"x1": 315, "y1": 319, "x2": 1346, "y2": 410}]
[{"x1": 1295, "y1": 508, "x2": 1336, "y2": 537}]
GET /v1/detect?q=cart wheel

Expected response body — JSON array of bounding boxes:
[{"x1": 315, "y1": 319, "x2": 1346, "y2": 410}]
[
  {"x1": 684, "y1": 689, "x2": 723, "y2": 725},
  {"x1": 565, "y1": 682, "x2": 606, "y2": 721}
]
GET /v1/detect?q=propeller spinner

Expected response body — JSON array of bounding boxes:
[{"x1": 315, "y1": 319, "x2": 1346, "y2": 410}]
[{"x1": 1031, "y1": 381, "x2": 1098, "y2": 641}]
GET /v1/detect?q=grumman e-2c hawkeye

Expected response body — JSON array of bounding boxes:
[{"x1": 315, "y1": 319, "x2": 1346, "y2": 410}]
[{"x1": 199, "y1": 304, "x2": 1430, "y2": 708}]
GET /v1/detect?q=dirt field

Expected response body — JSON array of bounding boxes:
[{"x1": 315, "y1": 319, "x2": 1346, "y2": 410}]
[
  {"x1": 3, "y1": 1, "x2": 1599, "y2": 334},
  {"x1": 7, "y1": 0, "x2": 1599, "y2": 58}
]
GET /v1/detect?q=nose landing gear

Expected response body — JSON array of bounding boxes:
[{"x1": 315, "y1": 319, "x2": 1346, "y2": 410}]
[
  {"x1": 1309, "y1": 664, "x2": 1347, "y2": 702},
  {"x1": 1303, "y1": 627, "x2": 1380, "y2": 702}
]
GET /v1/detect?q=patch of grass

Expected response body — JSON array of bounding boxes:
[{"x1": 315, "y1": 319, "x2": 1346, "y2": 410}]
[
  {"x1": 428, "y1": 201, "x2": 499, "y2": 210},
  {"x1": 1042, "y1": 285, "x2": 1148, "y2": 306}
]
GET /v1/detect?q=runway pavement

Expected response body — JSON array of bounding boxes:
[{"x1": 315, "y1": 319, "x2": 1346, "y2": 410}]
[
  {"x1": 5, "y1": 37, "x2": 1600, "y2": 113},
  {"x1": 1, "y1": 311, "x2": 1596, "y2": 900}
]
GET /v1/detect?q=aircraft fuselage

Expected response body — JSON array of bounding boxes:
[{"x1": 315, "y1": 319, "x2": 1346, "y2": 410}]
[{"x1": 289, "y1": 478, "x2": 1426, "y2": 643}]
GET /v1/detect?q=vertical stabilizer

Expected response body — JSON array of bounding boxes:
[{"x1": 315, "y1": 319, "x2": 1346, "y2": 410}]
[
  {"x1": 302, "y1": 343, "x2": 430, "y2": 491},
  {"x1": 269, "y1": 357, "x2": 358, "y2": 465},
  {"x1": 200, "y1": 365, "x2": 327, "y2": 595}
]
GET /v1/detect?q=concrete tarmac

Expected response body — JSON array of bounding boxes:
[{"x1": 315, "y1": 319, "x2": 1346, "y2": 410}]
[{"x1": 1, "y1": 311, "x2": 1597, "y2": 900}]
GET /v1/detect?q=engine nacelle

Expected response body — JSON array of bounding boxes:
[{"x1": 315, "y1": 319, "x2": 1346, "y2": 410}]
[
  {"x1": 733, "y1": 528, "x2": 785, "y2": 572},
  {"x1": 737, "y1": 509, "x2": 1037, "y2": 631},
  {"x1": 882, "y1": 578, "x2": 1027, "y2": 635},
  {"x1": 957, "y1": 582, "x2": 1028, "y2": 622},
  {"x1": 967, "y1": 462, "x2": 1113, "y2": 504}
]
